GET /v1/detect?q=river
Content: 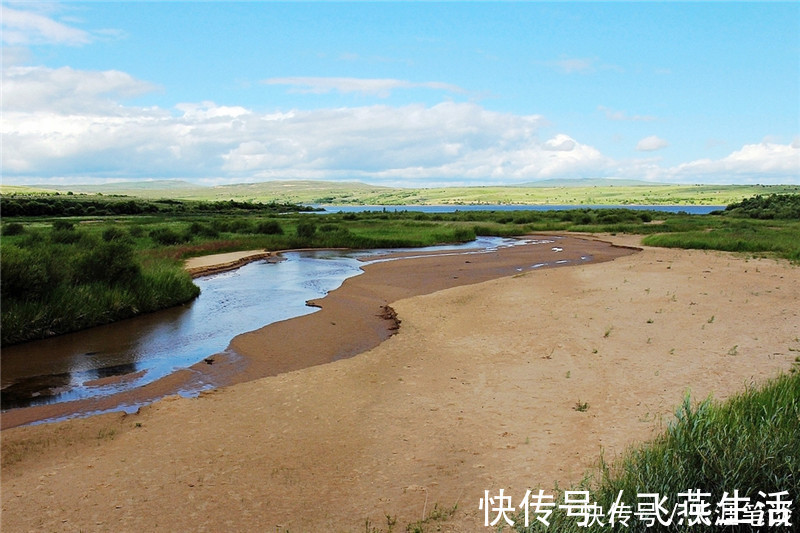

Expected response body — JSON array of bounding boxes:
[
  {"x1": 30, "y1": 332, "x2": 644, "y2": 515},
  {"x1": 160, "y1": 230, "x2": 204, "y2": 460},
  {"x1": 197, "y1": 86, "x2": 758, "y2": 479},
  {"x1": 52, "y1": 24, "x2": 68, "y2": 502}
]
[{"x1": 1, "y1": 237, "x2": 524, "y2": 411}]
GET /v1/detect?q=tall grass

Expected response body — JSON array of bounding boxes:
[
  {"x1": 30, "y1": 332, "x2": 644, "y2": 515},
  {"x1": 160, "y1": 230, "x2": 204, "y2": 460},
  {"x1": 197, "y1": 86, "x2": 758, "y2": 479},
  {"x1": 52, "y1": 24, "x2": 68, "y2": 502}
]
[
  {"x1": 1, "y1": 227, "x2": 199, "y2": 345},
  {"x1": 643, "y1": 223, "x2": 800, "y2": 262},
  {"x1": 511, "y1": 372, "x2": 800, "y2": 532}
]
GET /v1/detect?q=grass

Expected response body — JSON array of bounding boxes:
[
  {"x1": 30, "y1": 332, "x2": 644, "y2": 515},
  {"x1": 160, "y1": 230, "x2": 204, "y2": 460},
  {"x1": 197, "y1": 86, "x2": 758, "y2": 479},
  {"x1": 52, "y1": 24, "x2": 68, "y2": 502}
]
[
  {"x1": 642, "y1": 221, "x2": 800, "y2": 263},
  {"x1": 2, "y1": 193, "x2": 798, "y2": 344},
  {"x1": 509, "y1": 371, "x2": 800, "y2": 532},
  {"x1": 13, "y1": 180, "x2": 799, "y2": 206}
]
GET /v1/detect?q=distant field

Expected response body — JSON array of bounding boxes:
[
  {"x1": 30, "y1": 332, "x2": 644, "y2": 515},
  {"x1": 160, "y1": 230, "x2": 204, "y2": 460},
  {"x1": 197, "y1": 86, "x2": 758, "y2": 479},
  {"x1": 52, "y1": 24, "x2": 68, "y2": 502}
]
[
  {"x1": 2, "y1": 192, "x2": 798, "y2": 344},
  {"x1": 4, "y1": 179, "x2": 798, "y2": 206}
]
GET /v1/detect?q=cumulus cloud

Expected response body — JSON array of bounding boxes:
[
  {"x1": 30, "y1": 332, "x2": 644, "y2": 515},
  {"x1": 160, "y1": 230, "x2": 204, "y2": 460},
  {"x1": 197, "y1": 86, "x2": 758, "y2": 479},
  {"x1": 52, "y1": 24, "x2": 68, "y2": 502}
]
[
  {"x1": 262, "y1": 77, "x2": 466, "y2": 98},
  {"x1": 667, "y1": 141, "x2": 800, "y2": 182},
  {"x1": 3, "y1": 66, "x2": 158, "y2": 114},
  {"x1": 1, "y1": 66, "x2": 615, "y2": 184},
  {"x1": 1, "y1": 5, "x2": 90, "y2": 46},
  {"x1": 543, "y1": 134, "x2": 577, "y2": 151},
  {"x1": 636, "y1": 135, "x2": 669, "y2": 152},
  {"x1": 2, "y1": 65, "x2": 797, "y2": 186}
]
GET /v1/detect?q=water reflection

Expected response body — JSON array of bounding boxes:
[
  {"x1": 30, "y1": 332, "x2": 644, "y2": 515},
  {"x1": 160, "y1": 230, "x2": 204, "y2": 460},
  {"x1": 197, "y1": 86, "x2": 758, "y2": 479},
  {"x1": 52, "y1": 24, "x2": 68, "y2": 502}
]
[
  {"x1": 0, "y1": 237, "x2": 532, "y2": 410},
  {"x1": 1, "y1": 251, "x2": 365, "y2": 409},
  {"x1": 2, "y1": 238, "x2": 521, "y2": 410}
]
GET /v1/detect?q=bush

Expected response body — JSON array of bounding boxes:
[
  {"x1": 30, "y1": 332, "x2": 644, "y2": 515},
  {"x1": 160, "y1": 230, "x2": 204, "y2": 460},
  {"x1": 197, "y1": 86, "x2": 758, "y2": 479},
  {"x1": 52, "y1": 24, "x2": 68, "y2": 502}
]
[
  {"x1": 188, "y1": 222, "x2": 219, "y2": 238},
  {"x1": 51, "y1": 228, "x2": 82, "y2": 244},
  {"x1": 0, "y1": 246, "x2": 48, "y2": 299},
  {"x1": 255, "y1": 220, "x2": 284, "y2": 235},
  {"x1": 102, "y1": 227, "x2": 130, "y2": 242},
  {"x1": 128, "y1": 225, "x2": 145, "y2": 238},
  {"x1": 2, "y1": 222, "x2": 24, "y2": 236},
  {"x1": 52, "y1": 220, "x2": 74, "y2": 231},
  {"x1": 725, "y1": 194, "x2": 800, "y2": 220},
  {"x1": 149, "y1": 227, "x2": 189, "y2": 245},
  {"x1": 77, "y1": 240, "x2": 141, "y2": 286},
  {"x1": 296, "y1": 219, "x2": 317, "y2": 239},
  {"x1": 453, "y1": 226, "x2": 476, "y2": 242}
]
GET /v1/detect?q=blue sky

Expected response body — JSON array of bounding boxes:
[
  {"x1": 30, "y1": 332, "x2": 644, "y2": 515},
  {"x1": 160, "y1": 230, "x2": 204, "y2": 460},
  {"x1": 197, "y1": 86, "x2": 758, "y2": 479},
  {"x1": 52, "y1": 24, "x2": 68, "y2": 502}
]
[{"x1": 2, "y1": 1, "x2": 798, "y2": 186}]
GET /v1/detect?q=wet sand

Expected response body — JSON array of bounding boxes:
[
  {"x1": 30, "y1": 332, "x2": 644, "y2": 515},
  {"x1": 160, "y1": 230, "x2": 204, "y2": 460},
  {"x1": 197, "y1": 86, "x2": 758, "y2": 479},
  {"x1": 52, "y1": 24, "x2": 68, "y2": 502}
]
[
  {"x1": 0, "y1": 236, "x2": 627, "y2": 430},
  {"x1": 2, "y1": 235, "x2": 798, "y2": 531}
]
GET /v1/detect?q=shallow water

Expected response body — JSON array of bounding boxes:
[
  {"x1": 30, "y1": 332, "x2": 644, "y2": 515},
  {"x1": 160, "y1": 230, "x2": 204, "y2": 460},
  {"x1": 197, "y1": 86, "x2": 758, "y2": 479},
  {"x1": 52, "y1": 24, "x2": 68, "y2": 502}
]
[{"x1": 1, "y1": 237, "x2": 534, "y2": 411}]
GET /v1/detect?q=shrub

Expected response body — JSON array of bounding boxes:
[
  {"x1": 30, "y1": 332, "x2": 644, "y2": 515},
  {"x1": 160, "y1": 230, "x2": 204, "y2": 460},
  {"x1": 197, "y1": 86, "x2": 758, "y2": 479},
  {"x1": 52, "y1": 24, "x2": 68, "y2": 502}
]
[
  {"x1": 318, "y1": 223, "x2": 339, "y2": 233},
  {"x1": 51, "y1": 228, "x2": 82, "y2": 244},
  {"x1": 149, "y1": 227, "x2": 188, "y2": 245},
  {"x1": 52, "y1": 220, "x2": 74, "y2": 231},
  {"x1": 296, "y1": 219, "x2": 317, "y2": 239},
  {"x1": 453, "y1": 226, "x2": 476, "y2": 242},
  {"x1": 102, "y1": 227, "x2": 130, "y2": 242},
  {"x1": 188, "y1": 222, "x2": 219, "y2": 238},
  {"x1": 77, "y1": 240, "x2": 141, "y2": 286},
  {"x1": 255, "y1": 220, "x2": 284, "y2": 235},
  {"x1": 2, "y1": 222, "x2": 24, "y2": 236},
  {"x1": 0, "y1": 245, "x2": 48, "y2": 299}
]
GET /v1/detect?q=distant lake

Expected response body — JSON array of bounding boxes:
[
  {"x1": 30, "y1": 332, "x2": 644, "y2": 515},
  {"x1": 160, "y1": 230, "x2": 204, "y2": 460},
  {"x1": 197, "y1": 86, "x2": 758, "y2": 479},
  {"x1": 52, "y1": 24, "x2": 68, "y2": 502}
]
[{"x1": 313, "y1": 204, "x2": 725, "y2": 215}]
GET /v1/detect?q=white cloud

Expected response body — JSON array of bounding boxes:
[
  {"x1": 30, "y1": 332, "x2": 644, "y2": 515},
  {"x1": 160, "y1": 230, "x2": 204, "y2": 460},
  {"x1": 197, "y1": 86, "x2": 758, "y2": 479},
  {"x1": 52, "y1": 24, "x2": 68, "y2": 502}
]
[
  {"x1": 636, "y1": 135, "x2": 669, "y2": 152},
  {"x1": 175, "y1": 101, "x2": 250, "y2": 120},
  {"x1": 2, "y1": 66, "x2": 797, "y2": 186},
  {"x1": 262, "y1": 77, "x2": 466, "y2": 98},
  {"x1": 3, "y1": 66, "x2": 158, "y2": 114},
  {"x1": 1, "y1": 66, "x2": 614, "y2": 184},
  {"x1": 551, "y1": 57, "x2": 594, "y2": 74},
  {"x1": 667, "y1": 141, "x2": 800, "y2": 183},
  {"x1": 544, "y1": 57, "x2": 623, "y2": 75},
  {"x1": 1, "y1": 5, "x2": 90, "y2": 46},
  {"x1": 598, "y1": 105, "x2": 656, "y2": 122},
  {"x1": 543, "y1": 134, "x2": 577, "y2": 152}
]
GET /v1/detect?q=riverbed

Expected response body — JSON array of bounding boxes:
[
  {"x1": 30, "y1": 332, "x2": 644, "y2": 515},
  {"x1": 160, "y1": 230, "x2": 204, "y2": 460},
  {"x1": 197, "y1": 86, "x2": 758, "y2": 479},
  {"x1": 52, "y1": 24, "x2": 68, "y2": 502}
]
[{"x1": 1, "y1": 237, "x2": 537, "y2": 411}]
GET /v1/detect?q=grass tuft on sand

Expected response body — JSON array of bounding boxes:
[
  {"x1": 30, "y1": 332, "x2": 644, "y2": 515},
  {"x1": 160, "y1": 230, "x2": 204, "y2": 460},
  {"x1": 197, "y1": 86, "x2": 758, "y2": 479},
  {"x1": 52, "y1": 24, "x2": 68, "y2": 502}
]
[{"x1": 512, "y1": 371, "x2": 799, "y2": 532}]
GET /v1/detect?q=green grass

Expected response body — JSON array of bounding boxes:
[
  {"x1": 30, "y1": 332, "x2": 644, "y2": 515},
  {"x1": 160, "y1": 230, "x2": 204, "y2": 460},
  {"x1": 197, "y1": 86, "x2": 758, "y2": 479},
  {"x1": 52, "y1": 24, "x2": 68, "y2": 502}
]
[
  {"x1": 510, "y1": 371, "x2": 800, "y2": 532},
  {"x1": 642, "y1": 220, "x2": 800, "y2": 262},
  {"x1": 13, "y1": 179, "x2": 800, "y2": 206},
  {"x1": 1, "y1": 226, "x2": 200, "y2": 345},
  {"x1": 3, "y1": 194, "x2": 798, "y2": 344}
]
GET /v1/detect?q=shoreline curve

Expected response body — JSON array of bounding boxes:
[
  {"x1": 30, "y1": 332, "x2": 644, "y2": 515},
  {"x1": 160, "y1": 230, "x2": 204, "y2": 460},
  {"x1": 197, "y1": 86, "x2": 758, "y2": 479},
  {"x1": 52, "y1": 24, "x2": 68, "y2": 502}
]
[{"x1": 0, "y1": 234, "x2": 634, "y2": 429}]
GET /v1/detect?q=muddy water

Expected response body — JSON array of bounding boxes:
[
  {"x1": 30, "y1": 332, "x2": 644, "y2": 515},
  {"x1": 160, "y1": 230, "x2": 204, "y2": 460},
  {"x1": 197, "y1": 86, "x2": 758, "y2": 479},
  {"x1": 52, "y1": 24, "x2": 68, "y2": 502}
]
[{"x1": 1, "y1": 238, "x2": 534, "y2": 411}]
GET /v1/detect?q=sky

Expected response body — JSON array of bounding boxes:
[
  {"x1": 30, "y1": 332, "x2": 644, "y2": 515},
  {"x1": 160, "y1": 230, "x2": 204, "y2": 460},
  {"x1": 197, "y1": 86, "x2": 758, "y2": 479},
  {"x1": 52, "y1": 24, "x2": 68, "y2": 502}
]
[{"x1": 2, "y1": 1, "x2": 799, "y2": 187}]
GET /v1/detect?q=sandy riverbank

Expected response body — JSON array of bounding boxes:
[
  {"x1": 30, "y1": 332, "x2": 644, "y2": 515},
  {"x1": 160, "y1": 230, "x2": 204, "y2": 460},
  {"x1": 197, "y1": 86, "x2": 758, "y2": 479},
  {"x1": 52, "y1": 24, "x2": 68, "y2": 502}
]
[
  {"x1": 184, "y1": 249, "x2": 277, "y2": 277},
  {"x1": 0, "y1": 235, "x2": 626, "y2": 430},
  {"x1": 2, "y1": 235, "x2": 797, "y2": 531}
]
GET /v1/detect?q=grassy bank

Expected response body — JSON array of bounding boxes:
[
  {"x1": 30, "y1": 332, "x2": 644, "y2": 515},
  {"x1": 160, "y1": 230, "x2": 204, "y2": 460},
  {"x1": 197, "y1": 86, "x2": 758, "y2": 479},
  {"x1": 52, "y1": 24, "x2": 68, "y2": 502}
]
[
  {"x1": 509, "y1": 370, "x2": 800, "y2": 532},
  {"x1": 0, "y1": 213, "x2": 483, "y2": 345},
  {"x1": 3, "y1": 194, "x2": 798, "y2": 345},
  {"x1": 0, "y1": 224, "x2": 200, "y2": 345}
]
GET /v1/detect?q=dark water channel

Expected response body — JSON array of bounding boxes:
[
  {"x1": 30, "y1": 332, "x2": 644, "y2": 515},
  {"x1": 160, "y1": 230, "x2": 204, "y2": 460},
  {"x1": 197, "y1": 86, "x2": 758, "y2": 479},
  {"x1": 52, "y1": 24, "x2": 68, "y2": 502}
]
[{"x1": 1, "y1": 237, "x2": 536, "y2": 411}]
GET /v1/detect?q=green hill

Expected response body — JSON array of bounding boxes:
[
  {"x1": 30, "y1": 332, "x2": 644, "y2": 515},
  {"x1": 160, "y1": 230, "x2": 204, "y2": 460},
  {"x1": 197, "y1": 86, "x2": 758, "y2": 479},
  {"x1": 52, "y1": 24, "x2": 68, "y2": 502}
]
[{"x1": 4, "y1": 179, "x2": 798, "y2": 206}]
